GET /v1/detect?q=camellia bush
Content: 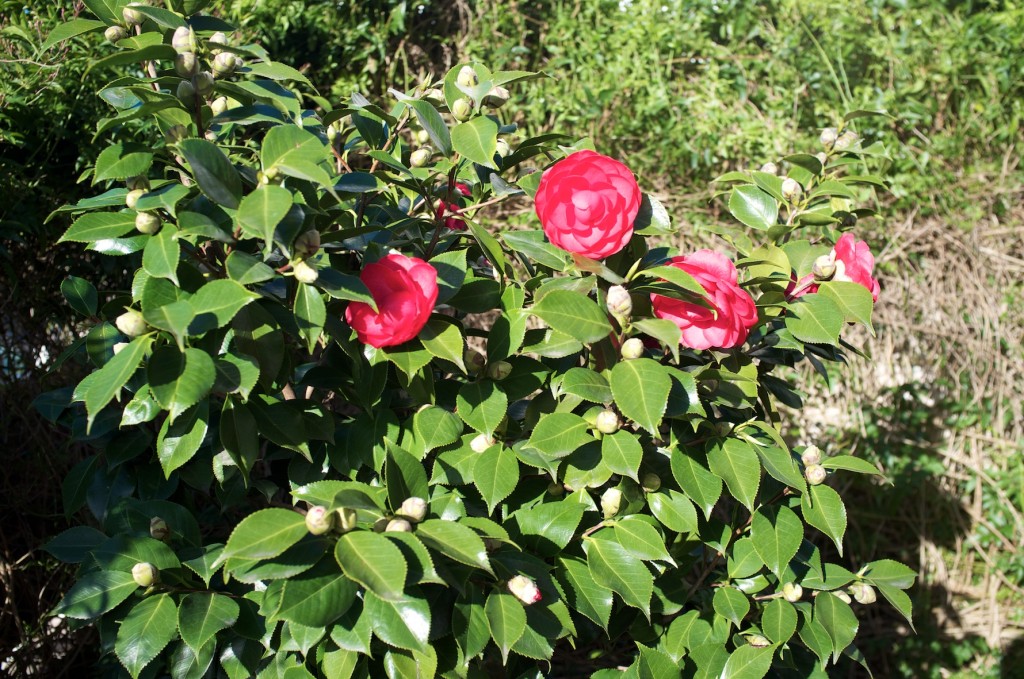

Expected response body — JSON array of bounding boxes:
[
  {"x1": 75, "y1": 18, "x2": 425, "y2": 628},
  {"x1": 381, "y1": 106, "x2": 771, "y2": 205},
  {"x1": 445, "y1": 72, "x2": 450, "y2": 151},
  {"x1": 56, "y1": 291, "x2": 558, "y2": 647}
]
[{"x1": 37, "y1": 2, "x2": 916, "y2": 677}]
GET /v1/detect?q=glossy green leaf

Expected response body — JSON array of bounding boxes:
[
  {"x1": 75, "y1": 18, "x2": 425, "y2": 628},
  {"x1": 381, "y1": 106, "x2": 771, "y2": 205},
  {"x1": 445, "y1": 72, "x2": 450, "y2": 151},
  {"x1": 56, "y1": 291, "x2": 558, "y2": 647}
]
[
  {"x1": 56, "y1": 570, "x2": 138, "y2": 619},
  {"x1": 44, "y1": 526, "x2": 107, "y2": 564},
  {"x1": 59, "y1": 212, "x2": 137, "y2": 244},
  {"x1": 415, "y1": 519, "x2": 493, "y2": 574},
  {"x1": 821, "y1": 455, "x2": 883, "y2": 476},
  {"x1": 526, "y1": 412, "x2": 594, "y2": 460},
  {"x1": 62, "y1": 276, "x2": 98, "y2": 316},
  {"x1": 729, "y1": 185, "x2": 778, "y2": 230},
  {"x1": 262, "y1": 125, "x2": 333, "y2": 188},
  {"x1": 115, "y1": 594, "x2": 178, "y2": 678},
  {"x1": 815, "y1": 592, "x2": 858, "y2": 659},
  {"x1": 819, "y1": 280, "x2": 873, "y2": 332},
  {"x1": 474, "y1": 444, "x2": 519, "y2": 514},
  {"x1": 485, "y1": 592, "x2": 526, "y2": 663},
  {"x1": 801, "y1": 484, "x2": 847, "y2": 555},
  {"x1": 712, "y1": 586, "x2": 750, "y2": 628},
  {"x1": 513, "y1": 501, "x2": 585, "y2": 557},
  {"x1": 156, "y1": 399, "x2": 209, "y2": 476},
  {"x1": 610, "y1": 358, "x2": 671, "y2": 435},
  {"x1": 670, "y1": 448, "x2": 723, "y2": 520},
  {"x1": 785, "y1": 294, "x2": 844, "y2": 345},
  {"x1": 558, "y1": 556, "x2": 613, "y2": 631},
  {"x1": 647, "y1": 490, "x2": 698, "y2": 534},
  {"x1": 761, "y1": 598, "x2": 797, "y2": 644},
  {"x1": 451, "y1": 116, "x2": 499, "y2": 168},
  {"x1": 586, "y1": 536, "x2": 653, "y2": 617},
  {"x1": 74, "y1": 335, "x2": 152, "y2": 428},
  {"x1": 94, "y1": 143, "x2": 153, "y2": 183},
  {"x1": 178, "y1": 593, "x2": 239, "y2": 653},
  {"x1": 41, "y1": 18, "x2": 105, "y2": 50},
  {"x1": 456, "y1": 380, "x2": 507, "y2": 435},
  {"x1": 294, "y1": 283, "x2": 326, "y2": 352},
  {"x1": 862, "y1": 559, "x2": 916, "y2": 589},
  {"x1": 189, "y1": 279, "x2": 259, "y2": 334},
  {"x1": 226, "y1": 251, "x2": 276, "y2": 285},
  {"x1": 601, "y1": 430, "x2": 642, "y2": 482},
  {"x1": 613, "y1": 517, "x2": 672, "y2": 563},
  {"x1": 148, "y1": 346, "x2": 216, "y2": 422},
  {"x1": 222, "y1": 508, "x2": 308, "y2": 562},
  {"x1": 530, "y1": 290, "x2": 612, "y2": 344},
  {"x1": 707, "y1": 438, "x2": 762, "y2": 510},
  {"x1": 364, "y1": 590, "x2": 431, "y2": 652},
  {"x1": 419, "y1": 318, "x2": 465, "y2": 371},
  {"x1": 237, "y1": 185, "x2": 292, "y2": 246},
  {"x1": 277, "y1": 561, "x2": 357, "y2": 627},
  {"x1": 750, "y1": 506, "x2": 803, "y2": 578},
  {"x1": 720, "y1": 644, "x2": 774, "y2": 679},
  {"x1": 178, "y1": 139, "x2": 243, "y2": 209},
  {"x1": 335, "y1": 531, "x2": 407, "y2": 601}
]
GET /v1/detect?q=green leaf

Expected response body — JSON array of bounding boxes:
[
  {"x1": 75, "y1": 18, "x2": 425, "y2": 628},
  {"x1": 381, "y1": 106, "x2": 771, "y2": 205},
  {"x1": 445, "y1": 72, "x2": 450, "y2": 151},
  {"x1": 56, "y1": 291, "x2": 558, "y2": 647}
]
[
  {"x1": 132, "y1": 4, "x2": 187, "y2": 27},
  {"x1": 277, "y1": 561, "x2": 357, "y2": 627},
  {"x1": 754, "y1": 444, "x2": 807, "y2": 493},
  {"x1": 876, "y1": 583, "x2": 915, "y2": 628},
  {"x1": 712, "y1": 586, "x2": 749, "y2": 628},
  {"x1": 451, "y1": 116, "x2": 499, "y2": 168},
  {"x1": 142, "y1": 226, "x2": 180, "y2": 285},
  {"x1": 798, "y1": 617, "x2": 833, "y2": 665},
  {"x1": 148, "y1": 346, "x2": 216, "y2": 422},
  {"x1": 156, "y1": 400, "x2": 209, "y2": 476},
  {"x1": 728, "y1": 185, "x2": 779, "y2": 230},
  {"x1": 750, "y1": 506, "x2": 803, "y2": 578},
  {"x1": 513, "y1": 501, "x2": 585, "y2": 556},
  {"x1": 429, "y1": 249, "x2": 468, "y2": 304},
  {"x1": 74, "y1": 335, "x2": 152, "y2": 429},
  {"x1": 334, "y1": 531, "x2": 407, "y2": 601},
  {"x1": 237, "y1": 184, "x2": 293, "y2": 246},
  {"x1": 44, "y1": 526, "x2": 107, "y2": 564},
  {"x1": 262, "y1": 125, "x2": 334, "y2": 188},
  {"x1": 601, "y1": 430, "x2": 642, "y2": 482},
  {"x1": 214, "y1": 354, "x2": 259, "y2": 401},
  {"x1": 56, "y1": 570, "x2": 138, "y2": 619},
  {"x1": 474, "y1": 444, "x2": 519, "y2": 514},
  {"x1": 761, "y1": 598, "x2": 797, "y2": 644},
  {"x1": 90, "y1": 536, "x2": 179, "y2": 571},
  {"x1": 613, "y1": 517, "x2": 672, "y2": 563},
  {"x1": 670, "y1": 448, "x2": 722, "y2": 520},
  {"x1": 232, "y1": 303, "x2": 284, "y2": 390},
  {"x1": 707, "y1": 439, "x2": 762, "y2": 511},
  {"x1": 485, "y1": 592, "x2": 526, "y2": 664},
  {"x1": 415, "y1": 519, "x2": 493, "y2": 574},
  {"x1": 639, "y1": 265, "x2": 707, "y2": 297},
  {"x1": 785, "y1": 294, "x2": 844, "y2": 345},
  {"x1": 178, "y1": 593, "x2": 239, "y2": 653},
  {"x1": 385, "y1": 441, "x2": 429, "y2": 510},
  {"x1": 558, "y1": 556, "x2": 613, "y2": 631},
  {"x1": 226, "y1": 251, "x2": 276, "y2": 285},
  {"x1": 115, "y1": 594, "x2": 178, "y2": 678},
  {"x1": 411, "y1": 406, "x2": 463, "y2": 456},
  {"x1": 294, "y1": 283, "x2": 326, "y2": 352},
  {"x1": 610, "y1": 358, "x2": 671, "y2": 435},
  {"x1": 456, "y1": 380, "x2": 507, "y2": 435},
  {"x1": 720, "y1": 645, "x2": 774, "y2": 679},
  {"x1": 801, "y1": 484, "x2": 847, "y2": 555},
  {"x1": 526, "y1": 412, "x2": 595, "y2": 460},
  {"x1": 189, "y1": 279, "x2": 259, "y2": 334},
  {"x1": 530, "y1": 290, "x2": 612, "y2": 344},
  {"x1": 41, "y1": 18, "x2": 105, "y2": 50},
  {"x1": 401, "y1": 96, "x2": 453, "y2": 156},
  {"x1": 222, "y1": 508, "x2": 308, "y2": 562},
  {"x1": 143, "y1": 300, "x2": 194, "y2": 351},
  {"x1": 419, "y1": 318, "x2": 465, "y2": 371},
  {"x1": 59, "y1": 212, "x2": 137, "y2": 243},
  {"x1": 819, "y1": 280, "x2": 873, "y2": 332},
  {"x1": 560, "y1": 367, "x2": 612, "y2": 403},
  {"x1": 814, "y1": 592, "x2": 859, "y2": 659},
  {"x1": 62, "y1": 276, "x2": 98, "y2": 316},
  {"x1": 586, "y1": 536, "x2": 653, "y2": 617},
  {"x1": 647, "y1": 489, "x2": 698, "y2": 534},
  {"x1": 364, "y1": 590, "x2": 430, "y2": 652},
  {"x1": 863, "y1": 559, "x2": 916, "y2": 589},
  {"x1": 90, "y1": 44, "x2": 177, "y2": 72},
  {"x1": 94, "y1": 143, "x2": 153, "y2": 183},
  {"x1": 178, "y1": 139, "x2": 243, "y2": 209},
  {"x1": 821, "y1": 455, "x2": 883, "y2": 476}
]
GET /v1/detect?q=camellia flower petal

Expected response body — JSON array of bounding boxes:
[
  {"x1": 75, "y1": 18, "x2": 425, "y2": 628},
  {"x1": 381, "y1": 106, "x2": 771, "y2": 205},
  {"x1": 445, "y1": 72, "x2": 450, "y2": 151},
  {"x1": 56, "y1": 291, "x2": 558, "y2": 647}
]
[
  {"x1": 344, "y1": 253, "x2": 439, "y2": 348},
  {"x1": 534, "y1": 150, "x2": 641, "y2": 260}
]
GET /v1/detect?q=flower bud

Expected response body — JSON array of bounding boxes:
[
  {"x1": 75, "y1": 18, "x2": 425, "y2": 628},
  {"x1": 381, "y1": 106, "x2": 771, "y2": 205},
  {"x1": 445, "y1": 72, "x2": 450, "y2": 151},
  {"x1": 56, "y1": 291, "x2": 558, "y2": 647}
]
[
  {"x1": 132, "y1": 562, "x2": 159, "y2": 588},
  {"x1": 149, "y1": 517, "x2": 170, "y2": 541},
  {"x1": 849, "y1": 582, "x2": 877, "y2": 604},
  {"x1": 833, "y1": 130, "x2": 859, "y2": 152},
  {"x1": 811, "y1": 254, "x2": 837, "y2": 281},
  {"x1": 546, "y1": 482, "x2": 564, "y2": 496},
  {"x1": 595, "y1": 409, "x2": 620, "y2": 435},
  {"x1": 507, "y1": 575, "x2": 542, "y2": 605},
  {"x1": 495, "y1": 139, "x2": 512, "y2": 158},
  {"x1": 457, "y1": 65, "x2": 479, "y2": 88},
  {"x1": 174, "y1": 52, "x2": 197, "y2": 78},
  {"x1": 415, "y1": 129, "x2": 431, "y2": 145},
  {"x1": 470, "y1": 433, "x2": 494, "y2": 453},
  {"x1": 165, "y1": 125, "x2": 189, "y2": 143},
  {"x1": 805, "y1": 464, "x2": 827, "y2": 486},
  {"x1": 211, "y1": 96, "x2": 229, "y2": 116},
  {"x1": 783, "y1": 582, "x2": 803, "y2": 602},
  {"x1": 172, "y1": 26, "x2": 197, "y2": 54},
  {"x1": 819, "y1": 127, "x2": 838, "y2": 149},
  {"x1": 292, "y1": 260, "x2": 319, "y2": 284},
  {"x1": 641, "y1": 473, "x2": 661, "y2": 493},
  {"x1": 305, "y1": 506, "x2": 335, "y2": 535},
  {"x1": 212, "y1": 52, "x2": 237, "y2": 77},
  {"x1": 399, "y1": 497, "x2": 428, "y2": 523},
  {"x1": 327, "y1": 120, "x2": 344, "y2": 141},
  {"x1": 746, "y1": 634, "x2": 772, "y2": 648},
  {"x1": 104, "y1": 25, "x2": 128, "y2": 43},
  {"x1": 620, "y1": 337, "x2": 644, "y2": 360},
  {"x1": 409, "y1": 147, "x2": 432, "y2": 168},
  {"x1": 208, "y1": 31, "x2": 228, "y2": 54},
  {"x1": 464, "y1": 348, "x2": 486, "y2": 374},
  {"x1": 386, "y1": 518, "x2": 413, "y2": 533},
  {"x1": 815, "y1": 152, "x2": 828, "y2": 166},
  {"x1": 482, "y1": 86, "x2": 510, "y2": 109},
  {"x1": 781, "y1": 177, "x2": 802, "y2": 201},
  {"x1": 112, "y1": 342, "x2": 129, "y2": 355},
  {"x1": 123, "y1": 4, "x2": 145, "y2": 27},
  {"x1": 759, "y1": 162, "x2": 778, "y2": 175},
  {"x1": 600, "y1": 487, "x2": 623, "y2": 519},
  {"x1": 125, "y1": 189, "x2": 145, "y2": 210},
  {"x1": 800, "y1": 445, "x2": 823, "y2": 466},
  {"x1": 422, "y1": 88, "x2": 445, "y2": 105},
  {"x1": 194, "y1": 71, "x2": 215, "y2": 96},
  {"x1": 834, "y1": 590, "x2": 853, "y2": 604},
  {"x1": 487, "y1": 360, "x2": 512, "y2": 381},
  {"x1": 176, "y1": 80, "x2": 196, "y2": 108},
  {"x1": 451, "y1": 97, "x2": 473, "y2": 121},
  {"x1": 135, "y1": 212, "x2": 161, "y2": 234},
  {"x1": 606, "y1": 285, "x2": 632, "y2": 320},
  {"x1": 336, "y1": 507, "x2": 358, "y2": 533},
  {"x1": 293, "y1": 230, "x2": 321, "y2": 259}
]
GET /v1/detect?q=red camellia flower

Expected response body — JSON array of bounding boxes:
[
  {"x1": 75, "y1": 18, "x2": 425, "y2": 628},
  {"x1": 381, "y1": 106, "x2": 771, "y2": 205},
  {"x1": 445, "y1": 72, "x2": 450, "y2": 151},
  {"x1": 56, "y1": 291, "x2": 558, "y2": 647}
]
[
  {"x1": 435, "y1": 183, "x2": 472, "y2": 231},
  {"x1": 344, "y1": 254, "x2": 438, "y2": 348},
  {"x1": 651, "y1": 250, "x2": 758, "y2": 350},
  {"x1": 789, "y1": 232, "x2": 880, "y2": 302},
  {"x1": 534, "y1": 149, "x2": 641, "y2": 260}
]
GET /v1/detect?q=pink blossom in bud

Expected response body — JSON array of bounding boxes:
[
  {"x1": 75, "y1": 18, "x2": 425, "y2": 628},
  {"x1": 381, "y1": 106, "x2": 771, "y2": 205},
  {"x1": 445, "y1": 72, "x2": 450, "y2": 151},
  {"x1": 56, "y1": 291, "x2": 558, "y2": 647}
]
[{"x1": 508, "y1": 575, "x2": 542, "y2": 605}]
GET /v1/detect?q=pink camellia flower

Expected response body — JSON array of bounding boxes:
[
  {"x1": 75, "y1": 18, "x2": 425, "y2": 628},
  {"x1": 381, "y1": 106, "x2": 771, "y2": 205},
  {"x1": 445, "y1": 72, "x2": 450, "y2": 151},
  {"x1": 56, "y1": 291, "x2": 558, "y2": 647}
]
[
  {"x1": 507, "y1": 575, "x2": 542, "y2": 605},
  {"x1": 344, "y1": 254, "x2": 438, "y2": 348},
  {"x1": 435, "y1": 183, "x2": 472, "y2": 231},
  {"x1": 651, "y1": 250, "x2": 758, "y2": 350},
  {"x1": 534, "y1": 150, "x2": 641, "y2": 260},
  {"x1": 789, "y1": 232, "x2": 880, "y2": 301}
]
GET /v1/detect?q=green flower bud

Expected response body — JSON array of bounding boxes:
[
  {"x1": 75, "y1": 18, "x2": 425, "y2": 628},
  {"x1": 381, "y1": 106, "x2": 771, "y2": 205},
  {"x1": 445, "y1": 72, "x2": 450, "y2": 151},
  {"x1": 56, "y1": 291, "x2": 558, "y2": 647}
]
[
  {"x1": 171, "y1": 26, "x2": 197, "y2": 54},
  {"x1": 783, "y1": 582, "x2": 803, "y2": 602},
  {"x1": 606, "y1": 285, "x2": 632, "y2": 320},
  {"x1": 125, "y1": 189, "x2": 145, "y2": 210},
  {"x1": 211, "y1": 96, "x2": 229, "y2": 116},
  {"x1": 746, "y1": 634, "x2": 772, "y2": 648},
  {"x1": 451, "y1": 97, "x2": 473, "y2": 122},
  {"x1": 165, "y1": 124, "x2": 189, "y2": 143},
  {"x1": 482, "y1": 86, "x2": 510, "y2": 109},
  {"x1": 126, "y1": 175, "x2": 148, "y2": 191},
  {"x1": 305, "y1": 506, "x2": 335, "y2": 535},
  {"x1": 833, "y1": 130, "x2": 859, "y2": 152},
  {"x1": 811, "y1": 254, "x2": 837, "y2": 281},
  {"x1": 415, "y1": 129, "x2": 431, "y2": 145},
  {"x1": 149, "y1": 517, "x2": 170, "y2": 541},
  {"x1": 132, "y1": 562, "x2": 159, "y2": 588},
  {"x1": 819, "y1": 127, "x2": 838, "y2": 149},
  {"x1": 487, "y1": 361, "x2": 512, "y2": 381},
  {"x1": 800, "y1": 445, "x2": 823, "y2": 466},
  {"x1": 292, "y1": 260, "x2": 319, "y2": 284},
  {"x1": 464, "y1": 348, "x2": 486, "y2": 374},
  {"x1": 641, "y1": 473, "x2": 662, "y2": 493},
  {"x1": 399, "y1": 497, "x2": 428, "y2": 523},
  {"x1": 457, "y1": 65, "x2": 479, "y2": 88},
  {"x1": 470, "y1": 433, "x2": 494, "y2": 453},
  {"x1": 194, "y1": 71, "x2": 215, "y2": 96},
  {"x1": 495, "y1": 138, "x2": 512, "y2": 158},
  {"x1": 595, "y1": 409, "x2": 620, "y2": 435},
  {"x1": 759, "y1": 161, "x2": 778, "y2": 175},
  {"x1": 386, "y1": 518, "x2": 413, "y2": 533},
  {"x1": 600, "y1": 487, "x2": 623, "y2": 519},
  {"x1": 135, "y1": 212, "x2": 161, "y2": 235},
  {"x1": 805, "y1": 463, "x2": 827, "y2": 486},
  {"x1": 781, "y1": 177, "x2": 802, "y2": 201},
  {"x1": 174, "y1": 52, "x2": 197, "y2": 78},
  {"x1": 409, "y1": 147, "x2": 432, "y2": 168},
  {"x1": 104, "y1": 25, "x2": 128, "y2": 44},
  {"x1": 176, "y1": 80, "x2": 196, "y2": 108},
  {"x1": 546, "y1": 482, "x2": 564, "y2": 496},
  {"x1": 208, "y1": 31, "x2": 228, "y2": 54},
  {"x1": 123, "y1": 4, "x2": 146, "y2": 27},
  {"x1": 293, "y1": 230, "x2": 321, "y2": 259},
  {"x1": 212, "y1": 52, "x2": 237, "y2": 77},
  {"x1": 336, "y1": 507, "x2": 358, "y2": 533},
  {"x1": 620, "y1": 337, "x2": 644, "y2": 360},
  {"x1": 422, "y1": 88, "x2": 445, "y2": 105},
  {"x1": 849, "y1": 582, "x2": 877, "y2": 604}
]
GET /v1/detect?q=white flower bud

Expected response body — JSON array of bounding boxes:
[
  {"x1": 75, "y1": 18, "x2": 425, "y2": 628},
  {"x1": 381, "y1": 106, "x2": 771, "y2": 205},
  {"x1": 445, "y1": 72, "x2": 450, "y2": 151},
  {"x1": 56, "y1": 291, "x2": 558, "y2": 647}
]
[
  {"x1": 208, "y1": 32, "x2": 228, "y2": 54},
  {"x1": 746, "y1": 634, "x2": 772, "y2": 648},
  {"x1": 422, "y1": 88, "x2": 445, "y2": 105},
  {"x1": 451, "y1": 97, "x2": 473, "y2": 121},
  {"x1": 135, "y1": 212, "x2": 161, "y2": 234},
  {"x1": 386, "y1": 518, "x2": 413, "y2": 533},
  {"x1": 149, "y1": 517, "x2": 170, "y2": 541},
  {"x1": 482, "y1": 86, "x2": 510, "y2": 109},
  {"x1": 620, "y1": 337, "x2": 644, "y2": 360},
  {"x1": 415, "y1": 129, "x2": 431, "y2": 145},
  {"x1": 507, "y1": 575, "x2": 542, "y2": 604},
  {"x1": 211, "y1": 96, "x2": 229, "y2": 116},
  {"x1": 811, "y1": 254, "x2": 837, "y2": 281},
  {"x1": 783, "y1": 582, "x2": 803, "y2": 602},
  {"x1": 595, "y1": 409, "x2": 620, "y2": 435},
  {"x1": 305, "y1": 506, "x2": 335, "y2": 535},
  {"x1": 293, "y1": 230, "x2": 321, "y2": 259},
  {"x1": 820, "y1": 127, "x2": 838, "y2": 149},
  {"x1": 805, "y1": 464, "x2": 827, "y2": 486},
  {"x1": 172, "y1": 26, "x2": 197, "y2": 54},
  {"x1": 336, "y1": 507, "x2": 358, "y2": 533},
  {"x1": 399, "y1": 497, "x2": 428, "y2": 523},
  {"x1": 194, "y1": 71, "x2": 215, "y2": 96},
  {"x1": 132, "y1": 562, "x2": 158, "y2": 588},
  {"x1": 815, "y1": 152, "x2": 828, "y2": 166},
  {"x1": 781, "y1": 177, "x2": 802, "y2": 201},
  {"x1": 125, "y1": 189, "x2": 145, "y2": 210},
  {"x1": 123, "y1": 4, "x2": 145, "y2": 27},
  {"x1": 176, "y1": 80, "x2": 196, "y2": 108},
  {"x1": 174, "y1": 52, "x2": 197, "y2": 78},
  {"x1": 457, "y1": 66, "x2": 479, "y2": 88},
  {"x1": 801, "y1": 445, "x2": 823, "y2": 466},
  {"x1": 495, "y1": 139, "x2": 512, "y2": 158},
  {"x1": 212, "y1": 52, "x2": 237, "y2": 77},
  {"x1": 112, "y1": 342, "x2": 129, "y2": 355},
  {"x1": 470, "y1": 433, "x2": 494, "y2": 453},
  {"x1": 600, "y1": 487, "x2": 623, "y2": 519},
  {"x1": 409, "y1": 147, "x2": 432, "y2": 168},
  {"x1": 834, "y1": 590, "x2": 853, "y2": 604},
  {"x1": 292, "y1": 260, "x2": 319, "y2": 284},
  {"x1": 759, "y1": 162, "x2": 778, "y2": 175},
  {"x1": 464, "y1": 348, "x2": 486, "y2": 374},
  {"x1": 104, "y1": 26, "x2": 127, "y2": 44},
  {"x1": 487, "y1": 361, "x2": 512, "y2": 381},
  {"x1": 115, "y1": 309, "x2": 148, "y2": 338},
  {"x1": 849, "y1": 582, "x2": 877, "y2": 604},
  {"x1": 641, "y1": 473, "x2": 661, "y2": 493},
  {"x1": 833, "y1": 130, "x2": 859, "y2": 152},
  {"x1": 606, "y1": 285, "x2": 632, "y2": 320}
]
